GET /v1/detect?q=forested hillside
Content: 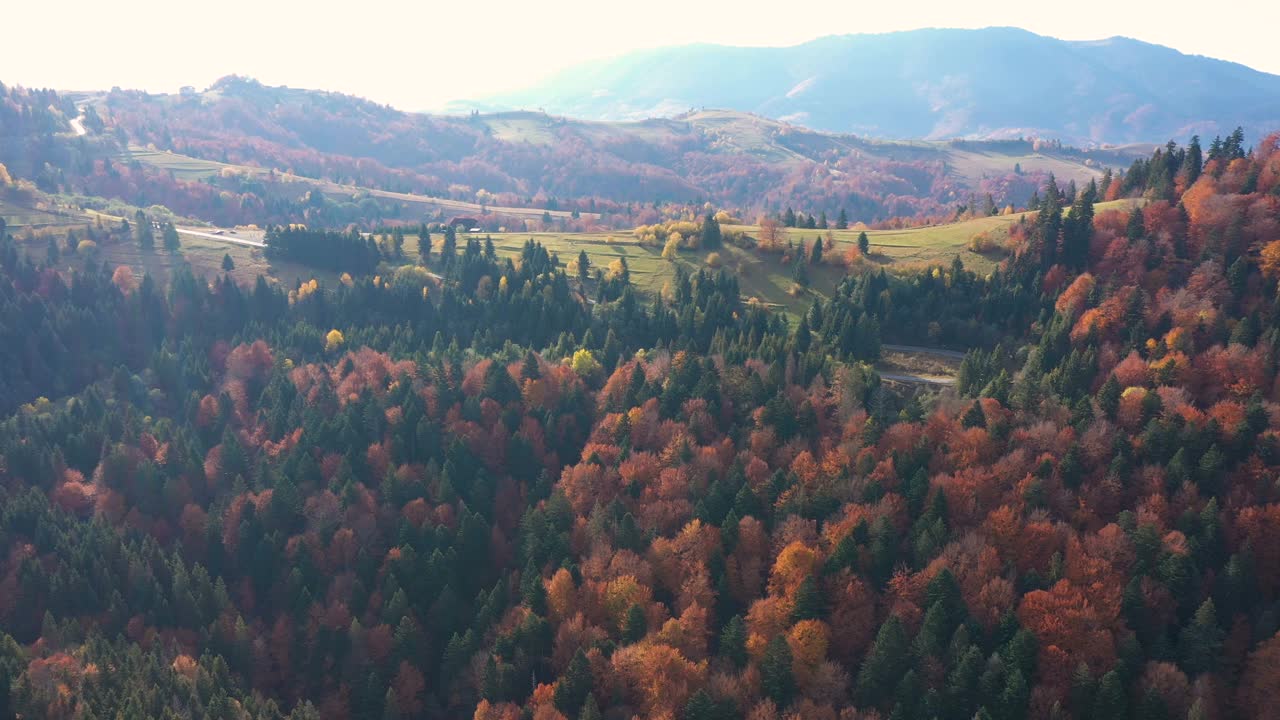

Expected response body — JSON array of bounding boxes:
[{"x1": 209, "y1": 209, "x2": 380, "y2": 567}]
[
  {"x1": 1, "y1": 127, "x2": 1279, "y2": 720},
  {"x1": 86, "y1": 77, "x2": 1129, "y2": 228}
]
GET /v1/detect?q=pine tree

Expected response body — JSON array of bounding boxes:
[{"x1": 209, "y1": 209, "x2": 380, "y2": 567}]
[
  {"x1": 999, "y1": 669, "x2": 1029, "y2": 720},
  {"x1": 521, "y1": 561, "x2": 546, "y2": 613},
  {"x1": 837, "y1": 208, "x2": 849, "y2": 230},
  {"x1": 856, "y1": 616, "x2": 910, "y2": 706},
  {"x1": 577, "y1": 249, "x2": 591, "y2": 280},
  {"x1": 522, "y1": 350, "x2": 542, "y2": 381},
  {"x1": 962, "y1": 400, "x2": 987, "y2": 429},
  {"x1": 1070, "y1": 663, "x2": 1096, "y2": 718},
  {"x1": 684, "y1": 690, "x2": 718, "y2": 720},
  {"x1": 623, "y1": 603, "x2": 646, "y2": 643},
  {"x1": 702, "y1": 213, "x2": 722, "y2": 248},
  {"x1": 719, "y1": 615, "x2": 748, "y2": 668},
  {"x1": 381, "y1": 688, "x2": 401, "y2": 720},
  {"x1": 858, "y1": 231, "x2": 870, "y2": 256},
  {"x1": 761, "y1": 634, "x2": 795, "y2": 707},
  {"x1": 810, "y1": 236, "x2": 823, "y2": 264},
  {"x1": 222, "y1": 253, "x2": 235, "y2": 272},
  {"x1": 792, "y1": 255, "x2": 809, "y2": 288},
  {"x1": 1178, "y1": 599, "x2": 1223, "y2": 674},
  {"x1": 162, "y1": 222, "x2": 180, "y2": 251},
  {"x1": 134, "y1": 210, "x2": 154, "y2": 250},
  {"x1": 791, "y1": 575, "x2": 824, "y2": 621},
  {"x1": 1098, "y1": 376, "x2": 1121, "y2": 418},
  {"x1": 1092, "y1": 670, "x2": 1126, "y2": 720},
  {"x1": 441, "y1": 225, "x2": 458, "y2": 267},
  {"x1": 1183, "y1": 135, "x2": 1203, "y2": 185},
  {"x1": 554, "y1": 649, "x2": 593, "y2": 716},
  {"x1": 418, "y1": 227, "x2": 432, "y2": 263},
  {"x1": 578, "y1": 697, "x2": 602, "y2": 720}
]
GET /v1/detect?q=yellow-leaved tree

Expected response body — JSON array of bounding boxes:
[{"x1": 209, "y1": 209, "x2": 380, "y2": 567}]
[
  {"x1": 571, "y1": 349, "x2": 601, "y2": 377},
  {"x1": 662, "y1": 237, "x2": 681, "y2": 261},
  {"x1": 325, "y1": 329, "x2": 345, "y2": 353},
  {"x1": 1259, "y1": 239, "x2": 1280, "y2": 281}
]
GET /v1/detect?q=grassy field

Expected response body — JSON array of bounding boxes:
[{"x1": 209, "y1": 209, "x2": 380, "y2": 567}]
[
  {"x1": 943, "y1": 148, "x2": 1104, "y2": 186},
  {"x1": 124, "y1": 148, "x2": 254, "y2": 182},
  {"x1": 0, "y1": 200, "x2": 319, "y2": 290},
  {"x1": 393, "y1": 198, "x2": 1138, "y2": 318},
  {"x1": 4, "y1": 175, "x2": 1138, "y2": 322},
  {"x1": 0, "y1": 197, "x2": 88, "y2": 228}
]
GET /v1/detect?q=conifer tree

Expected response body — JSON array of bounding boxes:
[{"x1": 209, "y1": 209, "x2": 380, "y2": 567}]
[{"x1": 761, "y1": 635, "x2": 795, "y2": 706}]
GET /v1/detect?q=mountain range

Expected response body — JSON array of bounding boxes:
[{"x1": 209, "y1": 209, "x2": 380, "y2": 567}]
[{"x1": 461, "y1": 27, "x2": 1280, "y2": 146}]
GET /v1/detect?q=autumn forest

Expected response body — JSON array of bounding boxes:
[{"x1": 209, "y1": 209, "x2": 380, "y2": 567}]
[{"x1": 2, "y1": 56, "x2": 1280, "y2": 720}]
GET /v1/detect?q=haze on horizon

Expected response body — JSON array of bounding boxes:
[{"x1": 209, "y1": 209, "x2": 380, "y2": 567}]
[{"x1": 9, "y1": 0, "x2": 1279, "y2": 112}]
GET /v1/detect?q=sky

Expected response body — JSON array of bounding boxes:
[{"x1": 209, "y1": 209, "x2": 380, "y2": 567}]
[{"x1": 7, "y1": 0, "x2": 1279, "y2": 112}]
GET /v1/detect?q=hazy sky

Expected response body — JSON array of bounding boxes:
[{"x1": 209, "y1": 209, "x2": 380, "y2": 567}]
[{"x1": 8, "y1": 0, "x2": 1278, "y2": 111}]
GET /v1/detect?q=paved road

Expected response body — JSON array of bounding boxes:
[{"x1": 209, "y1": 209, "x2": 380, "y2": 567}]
[
  {"x1": 881, "y1": 343, "x2": 966, "y2": 361},
  {"x1": 176, "y1": 227, "x2": 266, "y2": 248},
  {"x1": 70, "y1": 116, "x2": 87, "y2": 136}
]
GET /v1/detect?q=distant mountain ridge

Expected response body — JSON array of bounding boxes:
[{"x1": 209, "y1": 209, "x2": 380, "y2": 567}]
[{"x1": 461, "y1": 27, "x2": 1280, "y2": 145}]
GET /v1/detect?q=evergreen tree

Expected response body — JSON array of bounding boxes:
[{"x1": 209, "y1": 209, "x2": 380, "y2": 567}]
[
  {"x1": 1092, "y1": 670, "x2": 1127, "y2": 720},
  {"x1": 522, "y1": 350, "x2": 542, "y2": 381},
  {"x1": 578, "y1": 697, "x2": 602, "y2": 720},
  {"x1": 554, "y1": 649, "x2": 593, "y2": 716},
  {"x1": 1183, "y1": 135, "x2": 1203, "y2": 185},
  {"x1": 962, "y1": 400, "x2": 987, "y2": 429},
  {"x1": 623, "y1": 603, "x2": 646, "y2": 643},
  {"x1": 521, "y1": 561, "x2": 546, "y2": 613},
  {"x1": 792, "y1": 254, "x2": 809, "y2": 288},
  {"x1": 221, "y1": 253, "x2": 235, "y2": 272},
  {"x1": 719, "y1": 615, "x2": 748, "y2": 668},
  {"x1": 857, "y1": 616, "x2": 910, "y2": 706},
  {"x1": 1098, "y1": 376, "x2": 1121, "y2": 418},
  {"x1": 418, "y1": 227, "x2": 432, "y2": 263},
  {"x1": 761, "y1": 635, "x2": 795, "y2": 707},
  {"x1": 441, "y1": 225, "x2": 458, "y2": 267},
  {"x1": 858, "y1": 231, "x2": 870, "y2": 256},
  {"x1": 837, "y1": 208, "x2": 849, "y2": 230},
  {"x1": 791, "y1": 575, "x2": 824, "y2": 621},
  {"x1": 134, "y1": 210, "x2": 154, "y2": 250},
  {"x1": 684, "y1": 690, "x2": 718, "y2": 720},
  {"x1": 702, "y1": 213, "x2": 722, "y2": 248},
  {"x1": 162, "y1": 222, "x2": 180, "y2": 251},
  {"x1": 1178, "y1": 599, "x2": 1223, "y2": 674}
]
